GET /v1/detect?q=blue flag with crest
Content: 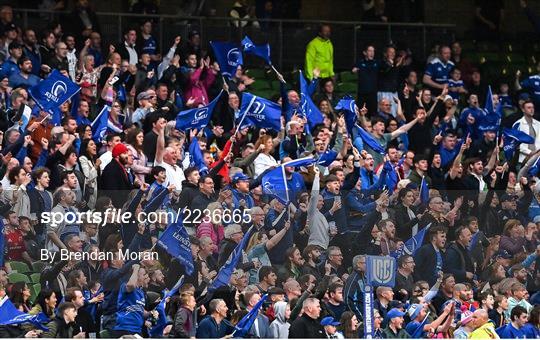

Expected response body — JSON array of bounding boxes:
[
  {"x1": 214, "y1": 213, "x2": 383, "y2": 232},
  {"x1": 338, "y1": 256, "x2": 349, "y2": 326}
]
[
  {"x1": 175, "y1": 91, "x2": 223, "y2": 132},
  {"x1": 354, "y1": 124, "x2": 386, "y2": 155},
  {"x1": 335, "y1": 96, "x2": 357, "y2": 136},
  {"x1": 241, "y1": 36, "x2": 271, "y2": 65},
  {"x1": 188, "y1": 137, "x2": 208, "y2": 175},
  {"x1": 317, "y1": 149, "x2": 338, "y2": 167},
  {"x1": 210, "y1": 41, "x2": 243, "y2": 78},
  {"x1": 157, "y1": 215, "x2": 194, "y2": 275},
  {"x1": 262, "y1": 156, "x2": 316, "y2": 204},
  {"x1": 233, "y1": 294, "x2": 269, "y2": 337},
  {"x1": 91, "y1": 104, "x2": 111, "y2": 142},
  {"x1": 502, "y1": 127, "x2": 535, "y2": 160},
  {"x1": 478, "y1": 86, "x2": 502, "y2": 133},
  {"x1": 384, "y1": 161, "x2": 399, "y2": 194},
  {"x1": 29, "y1": 69, "x2": 80, "y2": 118},
  {"x1": 299, "y1": 70, "x2": 323, "y2": 131},
  {"x1": 207, "y1": 228, "x2": 253, "y2": 295},
  {"x1": 149, "y1": 276, "x2": 184, "y2": 337},
  {"x1": 391, "y1": 223, "x2": 432, "y2": 259},
  {"x1": 237, "y1": 92, "x2": 281, "y2": 131}
]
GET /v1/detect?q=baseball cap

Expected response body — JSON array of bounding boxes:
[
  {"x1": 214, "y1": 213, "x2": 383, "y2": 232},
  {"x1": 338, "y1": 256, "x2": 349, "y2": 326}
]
[
  {"x1": 320, "y1": 316, "x2": 340, "y2": 327},
  {"x1": 232, "y1": 172, "x2": 250, "y2": 183},
  {"x1": 386, "y1": 308, "x2": 406, "y2": 320},
  {"x1": 494, "y1": 250, "x2": 512, "y2": 259},
  {"x1": 407, "y1": 304, "x2": 423, "y2": 321}
]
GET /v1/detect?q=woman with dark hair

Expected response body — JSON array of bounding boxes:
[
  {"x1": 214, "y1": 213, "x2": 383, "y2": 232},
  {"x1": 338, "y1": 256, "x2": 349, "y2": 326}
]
[
  {"x1": 391, "y1": 188, "x2": 421, "y2": 240},
  {"x1": 77, "y1": 124, "x2": 93, "y2": 140},
  {"x1": 338, "y1": 311, "x2": 360, "y2": 338},
  {"x1": 125, "y1": 127, "x2": 151, "y2": 184},
  {"x1": 9, "y1": 282, "x2": 32, "y2": 312},
  {"x1": 29, "y1": 288, "x2": 57, "y2": 319},
  {"x1": 78, "y1": 138, "x2": 100, "y2": 209},
  {"x1": 499, "y1": 219, "x2": 535, "y2": 255}
]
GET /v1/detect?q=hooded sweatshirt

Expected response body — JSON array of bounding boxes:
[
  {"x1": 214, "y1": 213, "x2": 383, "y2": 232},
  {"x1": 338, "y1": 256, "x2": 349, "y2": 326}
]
[{"x1": 269, "y1": 301, "x2": 290, "y2": 339}]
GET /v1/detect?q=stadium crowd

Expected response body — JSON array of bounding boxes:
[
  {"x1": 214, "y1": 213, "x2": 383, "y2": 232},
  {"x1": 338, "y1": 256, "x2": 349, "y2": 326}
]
[{"x1": 0, "y1": 0, "x2": 536, "y2": 338}]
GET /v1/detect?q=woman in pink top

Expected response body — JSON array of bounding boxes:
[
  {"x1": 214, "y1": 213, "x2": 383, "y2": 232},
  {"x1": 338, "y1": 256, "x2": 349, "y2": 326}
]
[
  {"x1": 197, "y1": 202, "x2": 225, "y2": 255},
  {"x1": 183, "y1": 56, "x2": 217, "y2": 107},
  {"x1": 125, "y1": 127, "x2": 151, "y2": 184}
]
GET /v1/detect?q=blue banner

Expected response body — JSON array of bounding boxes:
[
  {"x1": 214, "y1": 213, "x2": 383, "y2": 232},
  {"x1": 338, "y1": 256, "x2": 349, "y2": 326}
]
[
  {"x1": 335, "y1": 96, "x2": 357, "y2": 136},
  {"x1": 354, "y1": 124, "x2": 386, "y2": 155},
  {"x1": 91, "y1": 105, "x2": 111, "y2": 141},
  {"x1": 317, "y1": 149, "x2": 338, "y2": 167},
  {"x1": 233, "y1": 294, "x2": 269, "y2": 337},
  {"x1": 237, "y1": 92, "x2": 282, "y2": 131},
  {"x1": 188, "y1": 137, "x2": 208, "y2": 175},
  {"x1": 478, "y1": 86, "x2": 502, "y2": 133},
  {"x1": 503, "y1": 127, "x2": 535, "y2": 160},
  {"x1": 363, "y1": 285, "x2": 374, "y2": 338},
  {"x1": 241, "y1": 36, "x2": 271, "y2": 65},
  {"x1": 175, "y1": 91, "x2": 223, "y2": 132},
  {"x1": 420, "y1": 176, "x2": 429, "y2": 205},
  {"x1": 157, "y1": 216, "x2": 194, "y2": 275},
  {"x1": 207, "y1": 228, "x2": 253, "y2": 294},
  {"x1": 299, "y1": 70, "x2": 323, "y2": 131},
  {"x1": 366, "y1": 255, "x2": 396, "y2": 287},
  {"x1": 28, "y1": 69, "x2": 80, "y2": 114},
  {"x1": 384, "y1": 161, "x2": 399, "y2": 194},
  {"x1": 262, "y1": 156, "x2": 316, "y2": 204},
  {"x1": 391, "y1": 223, "x2": 432, "y2": 259},
  {"x1": 149, "y1": 276, "x2": 184, "y2": 337},
  {"x1": 210, "y1": 41, "x2": 243, "y2": 78},
  {"x1": 0, "y1": 297, "x2": 49, "y2": 330}
]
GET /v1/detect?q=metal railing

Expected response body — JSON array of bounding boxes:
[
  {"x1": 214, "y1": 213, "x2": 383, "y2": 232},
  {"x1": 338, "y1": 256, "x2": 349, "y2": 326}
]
[{"x1": 13, "y1": 8, "x2": 455, "y2": 71}]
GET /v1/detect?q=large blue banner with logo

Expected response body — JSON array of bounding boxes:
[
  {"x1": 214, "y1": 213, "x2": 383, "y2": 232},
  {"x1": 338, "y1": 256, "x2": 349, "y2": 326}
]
[
  {"x1": 366, "y1": 256, "x2": 396, "y2": 287},
  {"x1": 29, "y1": 69, "x2": 80, "y2": 112}
]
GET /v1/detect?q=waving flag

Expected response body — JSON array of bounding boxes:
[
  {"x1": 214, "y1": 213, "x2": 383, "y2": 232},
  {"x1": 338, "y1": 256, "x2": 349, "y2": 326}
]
[
  {"x1": 262, "y1": 156, "x2": 316, "y2": 204},
  {"x1": 384, "y1": 161, "x2": 399, "y2": 194},
  {"x1": 354, "y1": 124, "x2": 386, "y2": 155},
  {"x1": 241, "y1": 36, "x2": 271, "y2": 65},
  {"x1": 0, "y1": 297, "x2": 49, "y2": 330},
  {"x1": 207, "y1": 228, "x2": 253, "y2": 295},
  {"x1": 299, "y1": 70, "x2": 323, "y2": 131},
  {"x1": 391, "y1": 223, "x2": 432, "y2": 259},
  {"x1": 188, "y1": 137, "x2": 208, "y2": 175},
  {"x1": 478, "y1": 86, "x2": 502, "y2": 132},
  {"x1": 210, "y1": 41, "x2": 243, "y2": 78},
  {"x1": 149, "y1": 276, "x2": 184, "y2": 337},
  {"x1": 529, "y1": 157, "x2": 540, "y2": 177},
  {"x1": 91, "y1": 104, "x2": 111, "y2": 141},
  {"x1": 411, "y1": 313, "x2": 431, "y2": 338},
  {"x1": 29, "y1": 69, "x2": 80, "y2": 119},
  {"x1": 502, "y1": 127, "x2": 535, "y2": 160},
  {"x1": 335, "y1": 96, "x2": 357, "y2": 135},
  {"x1": 237, "y1": 92, "x2": 281, "y2": 131},
  {"x1": 10, "y1": 103, "x2": 32, "y2": 132},
  {"x1": 317, "y1": 149, "x2": 338, "y2": 167},
  {"x1": 420, "y1": 176, "x2": 429, "y2": 205},
  {"x1": 175, "y1": 91, "x2": 223, "y2": 132},
  {"x1": 233, "y1": 294, "x2": 269, "y2": 337},
  {"x1": 157, "y1": 215, "x2": 194, "y2": 275}
]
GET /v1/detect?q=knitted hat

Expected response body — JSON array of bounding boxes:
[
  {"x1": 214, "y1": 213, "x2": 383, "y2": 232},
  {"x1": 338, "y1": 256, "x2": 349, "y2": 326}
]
[{"x1": 112, "y1": 143, "x2": 129, "y2": 158}]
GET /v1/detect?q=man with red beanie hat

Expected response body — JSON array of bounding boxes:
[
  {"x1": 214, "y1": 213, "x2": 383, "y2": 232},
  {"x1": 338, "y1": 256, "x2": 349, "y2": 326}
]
[{"x1": 99, "y1": 143, "x2": 134, "y2": 207}]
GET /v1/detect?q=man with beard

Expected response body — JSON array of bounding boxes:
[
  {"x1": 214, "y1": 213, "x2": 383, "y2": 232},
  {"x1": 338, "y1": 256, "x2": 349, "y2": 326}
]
[
  {"x1": 100, "y1": 143, "x2": 134, "y2": 207},
  {"x1": 442, "y1": 283, "x2": 469, "y2": 323},
  {"x1": 379, "y1": 219, "x2": 397, "y2": 256},
  {"x1": 301, "y1": 245, "x2": 322, "y2": 281},
  {"x1": 414, "y1": 226, "x2": 447, "y2": 286},
  {"x1": 8, "y1": 57, "x2": 40, "y2": 89}
]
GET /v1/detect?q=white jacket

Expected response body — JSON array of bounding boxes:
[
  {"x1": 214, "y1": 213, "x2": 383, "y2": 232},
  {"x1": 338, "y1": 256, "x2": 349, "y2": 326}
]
[{"x1": 513, "y1": 116, "x2": 540, "y2": 162}]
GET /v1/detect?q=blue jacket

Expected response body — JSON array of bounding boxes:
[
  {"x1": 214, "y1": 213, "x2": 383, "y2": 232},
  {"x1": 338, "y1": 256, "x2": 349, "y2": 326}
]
[
  {"x1": 232, "y1": 188, "x2": 255, "y2": 211},
  {"x1": 0, "y1": 59, "x2": 19, "y2": 79},
  {"x1": 286, "y1": 172, "x2": 306, "y2": 203},
  {"x1": 343, "y1": 270, "x2": 366, "y2": 320},
  {"x1": 496, "y1": 323, "x2": 526, "y2": 339},
  {"x1": 195, "y1": 316, "x2": 234, "y2": 338}
]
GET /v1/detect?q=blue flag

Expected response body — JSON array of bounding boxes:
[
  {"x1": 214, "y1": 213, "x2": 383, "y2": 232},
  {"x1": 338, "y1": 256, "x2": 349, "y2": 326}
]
[
  {"x1": 299, "y1": 70, "x2": 323, "y2": 131},
  {"x1": 391, "y1": 223, "x2": 432, "y2": 259},
  {"x1": 237, "y1": 92, "x2": 282, "y2": 131},
  {"x1": 529, "y1": 157, "x2": 540, "y2": 177},
  {"x1": 210, "y1": 41, "x2": 243, "y2": 78},
  {"x1": 503, "y1": 127, "x2": 535, "y2": 160},
  {"x1": 478, "y1": 86, "x2": 502, "y2": 132},
  {"x1": 188, "y1": 137, "x2": 208, "y2": 175},
  {"x1": 175, "y1": 91, "x2": 223, "y2": 132},
  {"x1": 149, "y1": 276, "x2": 184, "y2": 337},
  {"x1": 0, "y1": 297, "x2": 49, "y2": 330},
  {"x1": 384, "y1": 162, "x2": 399, "y2": 194},
  {"x1": 28, "y1": 69, "x2": 80, "y2": 117},
  {"x1": 233, "y1": 294, "x2": 269, "y2": 337},
  {"x1": 207, "y1": 228, "x2": 253, "y2": 294},
  {"x1": 10, "y1": 104, "x2": 32, "y2": 132},
  {"x1": 420, "y1": 176, "x2": 429, "y2": 205},
  {"x1": 354, "y1": 124, "x2": 386, "y2": 155},
  {"x1": 317, "y1": 149, "x2": 338, "y2": 167},
  {"x1": 91, "y1": 104, "x2": 111, "y2": 142},
  {"x1": 262, "y1": 156, "x2": 316, "y2": 204},
  {"x1": 411, "y1": 313, "x2": 430, "y2": 338},
  {"x1": 157, "y1": 216, "x2": 194, "y2": 275},
  {"x1": 335, "y1": 96, "x2": 357, "y2": 136},
  {"x1": 241, "y1": 36, "x2": 271, "y2": 65},
  {"x1": 468, "y1": 232, "x2": 480, "y2": 251}
]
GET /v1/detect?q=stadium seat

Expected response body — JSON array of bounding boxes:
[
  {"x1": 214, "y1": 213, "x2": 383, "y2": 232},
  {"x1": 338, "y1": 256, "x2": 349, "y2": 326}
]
[
  {"x1": 8, "y1": 261, "x2": 31, "y2": 274},
  {"x1": 30, "y1": 273, "x2": 40, "y2": 284},
  {"x1": 245, "y1": 68, "x2": 268, "y2": 79},
  {"x1": 249, "y1": 80, "x2": 272, "y2": 91},
  {"x1": 100, "y1": 330, "x2": 111, "y2": 338},
  {"x1": 32, "y1": 261, "x2": 47, "y2": 273},
  {"x1": 340, "y1": 71, "x2": 356, "y2": 83},
  {"x1": 271, "y1": 80, "x2": 283, "y2": 90},
  {"x1": 336, "y1": 82, "x2": 357, "y2": 95},
  {"x1": 8, "y1": 272, "x2": 30, "y2": 284},
  {"x1": 30, "y1": 283, "x2": 41, "y2": 304}
]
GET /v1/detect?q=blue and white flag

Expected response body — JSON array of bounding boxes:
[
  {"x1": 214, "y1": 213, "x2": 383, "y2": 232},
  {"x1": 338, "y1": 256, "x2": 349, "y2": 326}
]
[
  {"x1": 10, "y1": 104, "x2": 32, "y2": 132},
  {"x1": 28, "y1": 69, "x2": 80, "y2": 115},
  {"x1": 207, "y1": 228, "x2": 253, "y2": 294},
  {"x1": 299, "y1": 70, "x2": 323, "y2": 131},
  {"x1": 391, "y1": 223, "x2": 432, "y2": 259},
  {"x1": 384, "y1": 161, "x2": 399, "y2": 194},
  {"x1": 529, "y1": 157, "x2": 540, "y2": 177},
  {"x1": 478, "y1": 86, "x2": 502, "y2": 132},
  {"x1": 502, "y1": 127, "x2": 535, "y2": 160},
  {"x1": 237, "y1": 92, "x2": 282, "y2": 131},
  {"x1": 210, "y1": 41, "x2": 243, "y2": 78},
  {"x1": 188, "y1": 137, "x2": 208, "y2": 175},
  {"x1": 262, "y1": 156, "x2": 316, "y2": 204},
  {"x1": 420, "y1": 176, "x2": 429, "y2": 205},
  {"x1": 366, "y1": 256, "x2": 397, "y2": 287},
  {"x1": 175, "y1": 91, "x2": 223, "y2": 132},
  {"x1": 0, "y1": 296, "x2": 49, "y2": 330},
  {"x1": 317, "y1": 149, "x2": 338, "y2": 167},
  {"x1": 233, "y1": 294, "x2": 269, "y2": 337},
  {"x1": 354, "y1": 124, "x2": 386, "y2": 155},
  {"x1": 241, "y1": 36, "x2": 271, "y2": 65},
  {"x1": 91, "y1": 104, "x2": 111, "y2": 142},
  {"x1": 149, "y1": 275, "x2": 184, "y2": 337},
  {"x1": 410, "y1": 313, "x2": 430, "y2": 338},
  {"x1": 335, "y1": 96, "x2": 357, "y2": 136},
  {"x1": 157, "y1": 216, "x2": 194, "y2": 275}
]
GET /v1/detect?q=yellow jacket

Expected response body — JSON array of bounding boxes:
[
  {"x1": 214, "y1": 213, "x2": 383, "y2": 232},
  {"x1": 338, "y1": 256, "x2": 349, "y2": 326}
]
[
  {"x1": 469, "y1": 323, "x2": 500, "y2": 339},
  {"x1": 305, "y1": 36, "x2": 334, "y2": 80}
]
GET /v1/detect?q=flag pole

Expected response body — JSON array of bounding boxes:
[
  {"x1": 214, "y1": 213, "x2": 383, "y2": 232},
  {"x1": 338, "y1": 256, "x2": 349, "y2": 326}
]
[
  {"x1": 271, "y1": 65, "x2": 286, "y2": 84},
  {"x1": 233, "y1": 95, "x2": 257, "y2": 137}
]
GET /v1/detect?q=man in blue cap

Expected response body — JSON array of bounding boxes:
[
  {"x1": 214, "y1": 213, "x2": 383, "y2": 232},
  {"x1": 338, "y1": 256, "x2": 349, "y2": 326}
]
[
  {"x1": 320, "y1": 316, "x2": 343, "y2": 339},
  {"x1": 382, "y1": 308, "x2": 410, "y2": 338},
  {"x1": 231, "y1": 172, "x2": 254, "y2": 210}
]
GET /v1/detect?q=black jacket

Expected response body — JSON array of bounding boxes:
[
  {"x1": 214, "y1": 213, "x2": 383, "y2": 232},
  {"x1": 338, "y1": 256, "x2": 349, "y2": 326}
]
[
  {"x1": 443, "y1": 242, "x2": 475, "y2": 283},
  {"x1": 288, "y1": 314, "x2": 325, "y2": 338},
  {"x1": 391, "y1": 204, "x2": 420, "y2": 241},
  {"x1": 176, "y1": 181, "x2": 199, "y2": 210},
  {"x1": 99, "y1": 159, "x2": 134, "y2": 208},
  {"x1": 414, "y1": 244, "x2": 442, "y2": 286}
]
